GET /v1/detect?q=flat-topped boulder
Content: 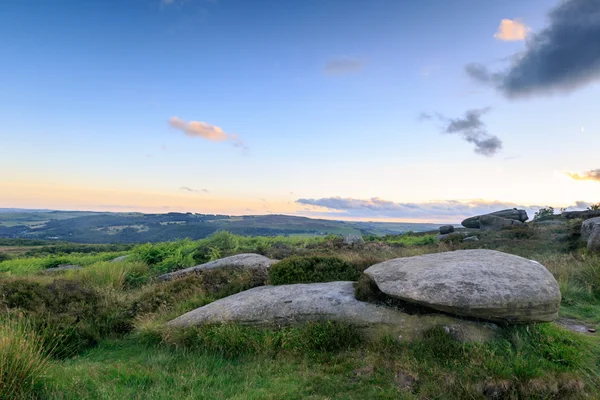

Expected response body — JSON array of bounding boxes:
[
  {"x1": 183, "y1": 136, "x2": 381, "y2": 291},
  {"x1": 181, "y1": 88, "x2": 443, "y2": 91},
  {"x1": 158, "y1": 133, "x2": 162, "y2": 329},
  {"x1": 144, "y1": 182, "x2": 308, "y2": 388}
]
[
  {"x1": 158, "y1": 253, "x2": 278, "y2": 281},
  {"x1": 479, "y1": 215, "x2": 524, "y2": 231},
  {"x1": 462, "y1": 208, "x2": 528, "y2": 229},
  {"x1": 167, "y1": 281, "x2": 497, "y2": 342},
  {"x1": 581, "y1": 217, "x2": 600, "y2": 241},
  {"x1": 562, "y1": 210, "x2": 600, "y2": 220},
  {"x1": 363, "y1": 250, "x2": 560, "y2": 323}
]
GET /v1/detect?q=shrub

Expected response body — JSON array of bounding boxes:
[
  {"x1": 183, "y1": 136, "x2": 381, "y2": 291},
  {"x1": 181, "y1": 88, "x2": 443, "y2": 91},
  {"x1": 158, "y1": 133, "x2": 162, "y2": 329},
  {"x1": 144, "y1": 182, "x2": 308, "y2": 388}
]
[
  {"x1": 0, "y1": 279, "x2": 132, "y2": 357},
  {"x1": 0, "y1": 252, "x2": 11, "y2": 262},
  {"x1": 0, "y1": 317, "x2": 50, "y2": 399},
  {"x1": 588, "y1": 203, "x2": 600, "y2": 211},
  {"x1": 534, "y1": 207, "x2": 555, "y2": 221},
  {"x1": 268, "y1": 256, "x2": 360, "y2": 285}
]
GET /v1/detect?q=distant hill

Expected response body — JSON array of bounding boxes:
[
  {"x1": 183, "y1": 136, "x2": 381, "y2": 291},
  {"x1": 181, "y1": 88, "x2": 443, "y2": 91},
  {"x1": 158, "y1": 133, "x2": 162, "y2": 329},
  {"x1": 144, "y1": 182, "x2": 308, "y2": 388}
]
[{"x1": 0, "y1": 210, "x2": 443, "y2": 244}]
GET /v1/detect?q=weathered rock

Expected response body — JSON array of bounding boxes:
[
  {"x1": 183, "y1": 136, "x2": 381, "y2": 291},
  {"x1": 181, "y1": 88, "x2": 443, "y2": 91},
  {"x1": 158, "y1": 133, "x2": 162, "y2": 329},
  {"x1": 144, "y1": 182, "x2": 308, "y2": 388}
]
[
  {"x1": 436, "y1": 232, "x2": 467, "y2": 241},
  {"x1": 42, "y1": 264, "x2": 82, "y2": 273},
  {"x1": 343, "y1": 234, "x2": 365, "y2": 246},
  {"x1": 588, "y1": 227, "x2": 600, "y2": 253},
  {"x1": 581, "y1": 217, "x2": 600, "y2": 241},
  {"x1": 158, "y1": 253, "x2": 278, "y2": 281},
  {"x1": 463, "y1": 236, "x2": 479, "y2": 242},
  {"x1": 363, "y1": 250, "x2": 560, "y2": 323},
  {"x1": 167, "y1": 281, "x2": 497, "y2": 342},
  {"x1": 479, "y1": 215, "x2": 524, "y2": 231},
  {"x1": 461, "y1": 208, "x2": 529, "y2": 229},
  {"x1": 562, "y1": 210, "x2": 600, "y2": 220},
  {"x1": 110, "y1": 255, "x2": 130, "y2": 263},
  {"x1": 439, "y1": 225, "x2": 455, "y2": 234}
]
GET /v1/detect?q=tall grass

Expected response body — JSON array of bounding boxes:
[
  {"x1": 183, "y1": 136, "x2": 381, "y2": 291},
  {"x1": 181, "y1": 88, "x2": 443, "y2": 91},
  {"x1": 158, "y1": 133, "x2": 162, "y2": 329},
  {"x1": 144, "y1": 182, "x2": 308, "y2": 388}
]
[
  {"x1": 65, "y1": 260, "x2": 150, "y2": 290},
  {"x1": 0, "y1": 252, "x2": 126, "y2": 276},
  {"x1": 0, "y1": 317, "x2": 50, "y2": 399}
]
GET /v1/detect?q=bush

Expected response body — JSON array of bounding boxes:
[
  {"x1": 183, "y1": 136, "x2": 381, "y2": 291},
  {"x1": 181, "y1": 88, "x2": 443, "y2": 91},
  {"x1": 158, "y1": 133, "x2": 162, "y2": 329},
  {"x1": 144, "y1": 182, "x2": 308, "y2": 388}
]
[
  {"x1": 0, "y1": 317, "x2": 50, "y2": 399},
  {"x1": 0, "y1": 252, "x2": 11, "y2": 262},
  {"x1": 0, "y1": 279, "x2": 132, "y2": 357},
  {"x1": 269, "y1": 256, "x2": 360, "y2": 285},
  {"x1": 534, "y1": 207, "x2": 555, "y2": 221}
]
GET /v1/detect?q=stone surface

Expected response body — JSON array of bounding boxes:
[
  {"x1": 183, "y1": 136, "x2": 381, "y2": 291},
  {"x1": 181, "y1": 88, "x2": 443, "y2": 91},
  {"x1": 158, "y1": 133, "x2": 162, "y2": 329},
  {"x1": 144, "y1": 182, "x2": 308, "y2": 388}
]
[
  {"x1": 588, "y1": 227, "x2": 600, "y2": 253},
  {"x1": 581, "y1": 217, "x2": 600, "y2": 241},
  {"x1": 158, "y1": 253, "x2": 278, "y2": 281},
  {"x1": 110, "y1": 255, "x2": 130, "y2": 263},
  {"x1": 343, "y1": 234, "x2": 365, "y2": 246},
  {"x1": 167, "y1": 281, "x2": 497, "y2": 342},
  {"x1": 461, "y1": 208, "x2": 528, "y2": 229},
  {"x1": 479, "y1": 215, "x2": 524, "y2": 231},
  {"x1": 562, "y1": 210, "x2": 600, "y2": 220},
  {"x1": 363, "y1": 249, "x2": 560, "y2": 323},
  {"x1": 463, "y1": 236, "x2": 479, "y2": 242},
  {"x1": 439, "y1": 225, "x2": 455, "y2": 234},
  {"x1": 42, "y1": 264, "x2": 82, "y2": 273}
]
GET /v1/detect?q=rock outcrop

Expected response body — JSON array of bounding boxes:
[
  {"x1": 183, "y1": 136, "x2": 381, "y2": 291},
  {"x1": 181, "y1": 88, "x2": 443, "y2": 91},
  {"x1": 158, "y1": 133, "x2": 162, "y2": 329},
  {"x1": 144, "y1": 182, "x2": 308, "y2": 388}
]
[
  {"x1": 363, "y1": 250, "x2": 560, "y2": 323},
  {"x1": 479, "y1": 215, "x2": 524, "y2": 231},
  {"x1": 158, "y1": 254, "x2": 278, "y2": 281},
  {"x1": 461, "y1": 208, "x2": 528, "y2": 229},
  {"x1": 581, "y1": 217, "x2": 600, "y2": 241},
  {"x1": 562, "y1": 210, "x2": 600, "y2": 220},
  {"x1": 167, "y1": 281, "x2": 497, "y2": 342},
  {"x1": 439, "y1": 225, "x2": 455, "y2": 235},
  {"x1": 589, "y1": 227, "x2": 600, "y2": 253}
]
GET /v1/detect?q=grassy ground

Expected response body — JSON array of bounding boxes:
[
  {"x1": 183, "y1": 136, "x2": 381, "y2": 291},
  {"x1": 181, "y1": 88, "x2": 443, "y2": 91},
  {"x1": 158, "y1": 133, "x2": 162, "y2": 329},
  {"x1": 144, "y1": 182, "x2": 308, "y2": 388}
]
[{"x1": 1, "y1": 225, "x2": 600, "y2": 399}]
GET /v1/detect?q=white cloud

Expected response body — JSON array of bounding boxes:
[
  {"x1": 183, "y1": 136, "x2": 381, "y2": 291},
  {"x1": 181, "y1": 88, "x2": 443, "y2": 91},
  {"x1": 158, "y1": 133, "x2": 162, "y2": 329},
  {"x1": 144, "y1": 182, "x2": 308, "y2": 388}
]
[{"x1": 494, "y1": 19, "x2": 531, "y2": 41}]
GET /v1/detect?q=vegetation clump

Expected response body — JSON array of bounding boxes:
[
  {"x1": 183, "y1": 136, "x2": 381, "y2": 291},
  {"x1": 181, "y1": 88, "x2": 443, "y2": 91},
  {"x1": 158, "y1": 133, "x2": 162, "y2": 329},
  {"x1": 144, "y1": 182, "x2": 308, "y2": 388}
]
[{"x1": 269, "y1": 255, "x2": 360, "y2": 285}]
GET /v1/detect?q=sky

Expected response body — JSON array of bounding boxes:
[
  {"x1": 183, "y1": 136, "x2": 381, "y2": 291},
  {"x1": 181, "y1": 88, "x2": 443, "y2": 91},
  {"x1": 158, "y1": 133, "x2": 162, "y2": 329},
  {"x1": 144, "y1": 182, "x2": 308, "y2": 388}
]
[{"x1": 1, "y1": 0, "x2": 599, "y2": 222}]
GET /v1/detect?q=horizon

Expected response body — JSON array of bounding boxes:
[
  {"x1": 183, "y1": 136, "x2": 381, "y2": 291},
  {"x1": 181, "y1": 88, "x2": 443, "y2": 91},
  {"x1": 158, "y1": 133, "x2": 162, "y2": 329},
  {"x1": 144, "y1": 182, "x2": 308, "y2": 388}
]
[{"x1": 1, "y1": 0, "x2": 598, "y2": 219}]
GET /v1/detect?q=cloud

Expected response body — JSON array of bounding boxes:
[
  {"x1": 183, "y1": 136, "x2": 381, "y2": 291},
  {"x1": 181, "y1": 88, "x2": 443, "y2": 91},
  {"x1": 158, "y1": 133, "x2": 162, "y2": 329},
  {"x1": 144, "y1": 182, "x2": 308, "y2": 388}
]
[
  {"x1": 467, "y1": 0, "x2": 600, "y2": 97},
  {"x1": 422, "y1": 108, "x2": 503, "y2": 156},
  {"x1": 169, "y1": 117, "x2": 247, "y2": 151},
  {"x1": 324, "y1": 57, "x2": 364, "y2": 75},
  {"x1": 296, "y1": 197, "x2": 592, "y2": 221},
  {"x1": 566, "y1": 169, "x2": 600, "y2": 182},
  {"x1": 179, "y1": 186, "x2": 209, "y2": 193},
  {"x1": 494, "y1": 19, "x2": 531, "y2": 41}
]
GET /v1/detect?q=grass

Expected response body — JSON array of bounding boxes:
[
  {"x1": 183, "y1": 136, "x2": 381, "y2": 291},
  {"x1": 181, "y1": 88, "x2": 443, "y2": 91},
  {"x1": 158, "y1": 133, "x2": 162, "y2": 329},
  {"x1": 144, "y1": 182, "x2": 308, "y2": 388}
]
[
  {"x1": 0, "y1": 317, "x2": 52, "y2": 399},
  {"x1": 1, "y1": 225, "x2": 600, "y2": 398}
]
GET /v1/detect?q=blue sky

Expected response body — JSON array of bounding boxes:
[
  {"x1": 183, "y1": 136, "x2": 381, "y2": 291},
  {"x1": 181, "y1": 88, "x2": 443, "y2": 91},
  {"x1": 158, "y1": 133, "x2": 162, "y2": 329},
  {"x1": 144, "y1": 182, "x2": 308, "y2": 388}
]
[{"x1": 1, "y1": 0, "x2": 599, "y2": 222}]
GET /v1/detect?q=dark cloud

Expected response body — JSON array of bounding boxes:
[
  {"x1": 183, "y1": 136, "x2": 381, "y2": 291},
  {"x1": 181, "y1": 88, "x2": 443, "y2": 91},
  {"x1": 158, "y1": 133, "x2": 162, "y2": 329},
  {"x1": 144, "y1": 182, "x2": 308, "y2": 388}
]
[
  {"x1": 324, "y1": 58, "x2": 364, "y2": 75},
  {"x1": 296, "y1": 197, "x2": 592, "y2": 221},
  {"x1": 466, "y1": 0, "x2": 600, "y2": 98},
  {"x1": 566, "y1": 169, "x2": 600, "y2": 182},
  {"x1": 422, "y1": 108, "x2": 503, "y2": 156}
]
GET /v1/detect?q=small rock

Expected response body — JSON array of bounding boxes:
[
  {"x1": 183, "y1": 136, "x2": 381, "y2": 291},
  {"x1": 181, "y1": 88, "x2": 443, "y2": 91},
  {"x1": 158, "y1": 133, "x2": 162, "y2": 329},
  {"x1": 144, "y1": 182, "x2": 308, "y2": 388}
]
[
  {"x1": 463, "y1": 236, "x2": 479, "y2": 242},
  {"x1": 589, "y1": 328, "x2": 596, "y2": 333},
  {"x1": 42, "y1": 264, "x2": 82, "y2": 273},
  {"x1": 439, "y1": 225, "x2": 455, "y2": 234},
  {"x1": 110, "y1": 255, "x2": 130, "y2": 263},
  {"x1": 343, "y1": 234, "x2": 365, "y2": 246}
]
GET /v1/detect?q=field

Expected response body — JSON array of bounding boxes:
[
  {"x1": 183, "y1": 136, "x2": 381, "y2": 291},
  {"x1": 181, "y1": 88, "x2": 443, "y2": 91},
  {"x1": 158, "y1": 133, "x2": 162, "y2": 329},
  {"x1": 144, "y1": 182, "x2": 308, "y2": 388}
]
[
  {"x1": 1, "y1": 222, "x2": 599, "y2": 399},
  {"x1": 0, "y1": 209, "x2": 443, "y2": 243}
]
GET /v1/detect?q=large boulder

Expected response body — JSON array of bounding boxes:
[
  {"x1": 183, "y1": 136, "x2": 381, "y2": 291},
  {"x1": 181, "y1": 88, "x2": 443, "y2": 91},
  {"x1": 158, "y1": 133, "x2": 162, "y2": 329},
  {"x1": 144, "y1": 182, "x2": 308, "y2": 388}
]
[
  {"x1": 439, "y1": 225, "x2": 455, "y2": 234},
  {"x1": 479, "y1": 215, "x2": 524, "y2": 231},
  {"x1": 167, "y1": 281, "x2": 497, "y2": 342},
  {"x1": 158, "y1": 253, "x2": 278, "y2": 281},
  {"x1": 562, "y1": 210, "x2": 600, "y2": 220},
  {"x1": 589, "y1": 227, "x2": 600, "y2": 253},
  {"x1": 581, "y1": 217, "x2": 600, "y2": 241},
  {"x1": 461, "y1": 208, "x2": 528, "y2": 229},
  {"x1": 363, "y1": 250, "x2": 560, "y2": 323}
]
